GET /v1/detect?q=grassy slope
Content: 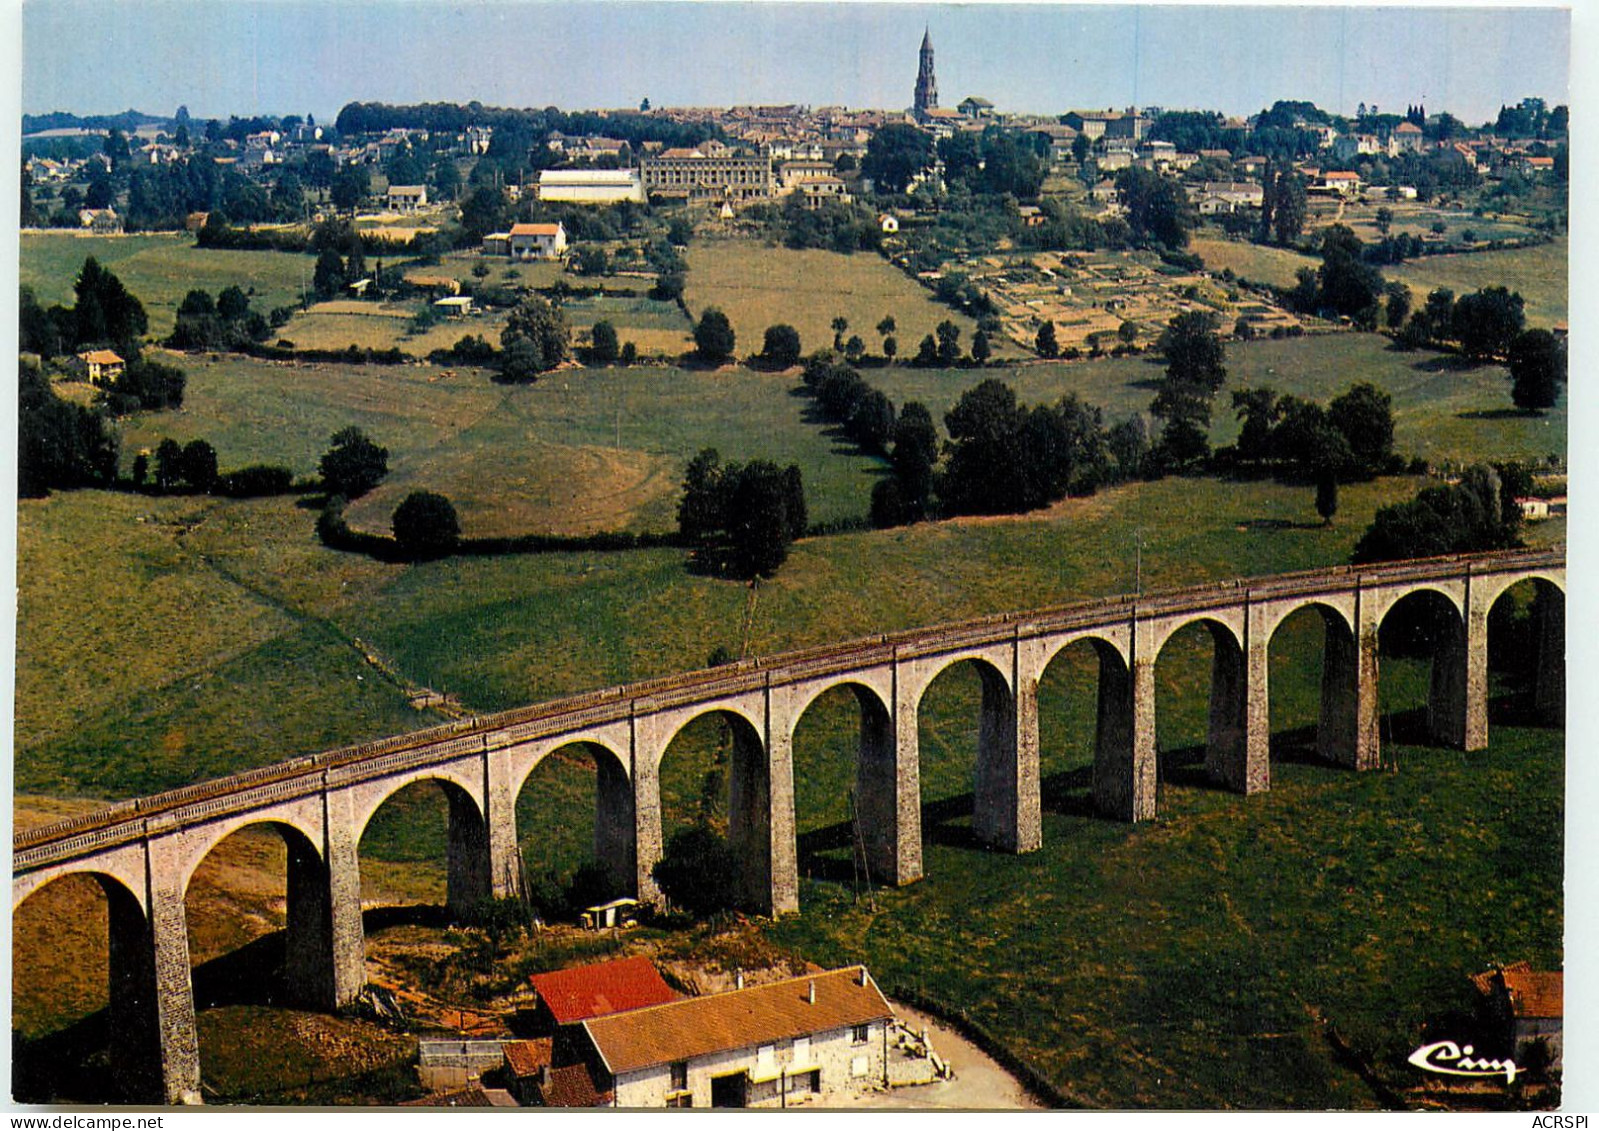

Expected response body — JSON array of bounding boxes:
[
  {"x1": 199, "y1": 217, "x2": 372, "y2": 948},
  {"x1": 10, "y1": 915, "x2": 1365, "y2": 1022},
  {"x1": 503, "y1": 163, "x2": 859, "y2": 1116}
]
[
  {"x1": 1387, "y1": 239, "x2": 1568, "y2": 328},
  {"x1": 1191, "y1": 235, "x2": 1321, "y2": 290},
  {"x1": 21, "y1": 232, "x2": 312, "y2": 339},
  {"x1": 684, "y1": 239, "x2": 990, "y2": 360}
]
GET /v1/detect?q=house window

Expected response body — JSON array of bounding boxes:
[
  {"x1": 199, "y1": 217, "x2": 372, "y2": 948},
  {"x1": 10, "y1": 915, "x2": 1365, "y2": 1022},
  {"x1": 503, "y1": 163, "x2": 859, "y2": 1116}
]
[
  {"x1": 670, "y1": 1061, "x2": 688, "y2": 1091},
  {"x1": 851, "y1": 1023, "x2": 871, "y2": 1045}
]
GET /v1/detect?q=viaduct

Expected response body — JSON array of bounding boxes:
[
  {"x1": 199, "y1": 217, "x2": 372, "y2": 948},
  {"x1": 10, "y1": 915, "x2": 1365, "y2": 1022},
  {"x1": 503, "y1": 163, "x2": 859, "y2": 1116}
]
[{"x1": 12, "y1": 548, "x2": 1565, "y2": 1103}]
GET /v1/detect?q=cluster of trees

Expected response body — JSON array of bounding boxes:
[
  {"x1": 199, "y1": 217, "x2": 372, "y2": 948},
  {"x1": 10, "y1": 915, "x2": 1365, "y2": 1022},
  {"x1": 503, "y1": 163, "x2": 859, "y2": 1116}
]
[
  {"x1": 167, "y1": 285, "x2": 274, "y2": 350},
  {"x1": 1226, "y1": 382, "x2": 1399, "y2": 523},
  {"x1": 1114, "y1": 167, "x2": 1194, "y2": 248},
  {"x1": 938, "y1": 128, "x2": 1046, "y2": 198},
  {"x1": 498, "y1": 293, "x2": 570, "y2": 381},
  {"x1": 141, "y1": 438, "x2": 219, "y2": 492},
  {"x1": 1284, "y1": 225, "x2": 1388, "y2": 328},
  {"x1": 861, "y1": 123, "x2": 935, "y2": 195},
  {"x1": 677, "y1": 450, "x2": 807, "y2": 578},
  {"x1": 1256, "y1": 166, "x2": 1308, "y2": 246},
  {"x1": 1352, "y1": 463, "x2": 1525, "y2": 564},
  {"x1": 20, "y1": 259, "x2": 148, "y2": 360},
  {"x1": 1394, "y1": 284, "x2": 1527, "y2": 358},
  {"x1": 333, "y1": 101, "x2": 719, "y2": 157},
  {"x1": 778, "y1": 194, "x2": 884, "y2": 254},
  {"x1": 18, "y1": 358, "x2": 119, "y2": 497}
]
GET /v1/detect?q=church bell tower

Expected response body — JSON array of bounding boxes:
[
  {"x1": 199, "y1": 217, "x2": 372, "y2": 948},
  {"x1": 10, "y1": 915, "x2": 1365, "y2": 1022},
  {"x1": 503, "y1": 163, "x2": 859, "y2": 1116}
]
[{"x1": 914, "y1": 27, "x2": 938, "y2": 114}]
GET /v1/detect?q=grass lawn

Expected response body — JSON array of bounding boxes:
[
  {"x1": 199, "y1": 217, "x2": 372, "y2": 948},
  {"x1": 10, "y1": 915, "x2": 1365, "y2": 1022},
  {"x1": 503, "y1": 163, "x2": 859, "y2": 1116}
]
[
  {"x1": 1387, "y1": 238, "x2": 1568, "y2": 328},
  {"x1": 1191, "y1": 235, "x2": 1321, "y2": 290},
  {"x1": 684, "y1": 238, "x2": 999, "y2": 361},
  {"x1": 868, "y1": 333, "x2": 1566, "y2": 466},
  {"x1": 20, "y1": 231, "x2": 313, "y2": 339}
]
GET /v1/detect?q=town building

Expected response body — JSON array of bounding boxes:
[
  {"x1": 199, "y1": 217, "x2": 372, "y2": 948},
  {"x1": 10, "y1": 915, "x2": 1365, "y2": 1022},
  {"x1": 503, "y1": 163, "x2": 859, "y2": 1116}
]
[
  {"x1": 642, "y1": 146, "x2": 774, "y2": 203},
  {"x1": 528, "y1": 954, "x2": 678, "y2": 1063},
  {"x1": 1064, "y1": 109, "x2": 1150, "y2": 142},
  {"x1": 957, "y1": 96, "x2": 995, "y2": 119},
  {"x1": 1394, "y1": 120, "x2": 1427, "y2": 153},
  {"x1": 576, "y1": 966, "x2": 893, "y2": 1108},
  {"x1": 386, "y1": 184, "x2": 429, "y2": 213},
  {"x1": 506, "y1": 221, "x2": 568, "y2": 259},
  {"x1": 537, "y1": 168, "x2": 647, "y2": 204},
  {"x1": 1194, "y1": 181, "x2": 1265, "y2": 214}
]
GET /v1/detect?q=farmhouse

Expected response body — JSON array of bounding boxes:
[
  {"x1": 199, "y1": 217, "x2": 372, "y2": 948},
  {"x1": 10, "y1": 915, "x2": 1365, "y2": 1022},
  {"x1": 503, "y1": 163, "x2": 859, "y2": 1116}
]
[
  {"x1": 1471, "y1": 962, "x2": 1562, "y2": 1070},
  {"x1": 76, "y1": 349, "x2": 124, "y2": 385},
  {"x1": 576, "y1": 966, "x2": 893, "y2": 1108},
  {"x1": 386, "y1": 184, "x2": 429, "y2": 213},
  {"x1": 537, "y1": 168, "x2": 646, "y2": 204},
  {"x1": 507, "y1": 222, "x2": 569, "y2": 260}
]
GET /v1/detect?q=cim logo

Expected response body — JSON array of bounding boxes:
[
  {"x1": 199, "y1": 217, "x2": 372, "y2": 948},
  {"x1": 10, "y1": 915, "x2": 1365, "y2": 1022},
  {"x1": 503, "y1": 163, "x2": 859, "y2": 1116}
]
[{"x1": 1407, "y1": 1040, "x2": 1521, "y2": 1084}]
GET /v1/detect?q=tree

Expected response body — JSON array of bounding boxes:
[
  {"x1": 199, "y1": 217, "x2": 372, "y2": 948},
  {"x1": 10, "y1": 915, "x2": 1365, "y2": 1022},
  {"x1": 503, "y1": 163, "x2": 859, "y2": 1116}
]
[
  {"x1": 882, "y1": 335, "x2": 898, "y2": 361},
  {"x1": 1231, "y1": 387, "x2": 1281, "y2": 464},
  {"x1": 500, "y1": 293, "x2": 570, "y2": 375},
  {"x1": 760, "y1": 324, "x2": 802, "y2": 369},
  {"x1": 216, "y1": 285, "x2": 251, "y2": 323},
  {"x1": 1374, "y1": 206, "x2": 1394, "y2": 236},
  {"x1": 677, "y1": 448, "x2": 727, "y2": 544},
  {"x1": 180, "y1": 439, "x2": 218, "y2": 493},
  {"x1": 1452, "y1": 286, "x2": 1526, "y2": 360},
  {"x1": 73, "y1": 258, "x2": 148, "y2": 349},
  {"x1": 17, "y1": 359, "x2": 119, "y2": 496},
  {"x1": 914, "y1": 334, "x2": 938, "y2": 366},
  {"x1": 891, "y1": 401, "x2": 939, "y2": 517},
  {"x1": 1035, "y1": 321, "x2": 1060, "y2": 359},
  {"x1": 652, "y1": 825, "x2": 741, "y2": 916},
  {"x1": 154, "y1": 438, "x2": 184, "y2": 492},
  {"x1": 312, "y1": 249, "x2": 346, "y2": 301},
  {"x1": 1327, "y1": 382, "x2": 1394, "y2": 477},
  {"x1": 940, "y1": 379, "x2": 1026, "y2": 514},
  {"x1": 845, "y1": 334, "x2": 866, "y2": 363},
  {"x1": 1315, "y1": 471, "x2": 1339, "y2": 525},
  {"x1": 725, "y1": 461, "x2": 801, "y2": 577},
  {"x1": 330, "y1": 166, "x2": 369, "y2": 211},
  {"x1": 830, "y1": 315, "x2": 849, "y2": 351},
  {"x1": 1385, "y1": 283, "x2": 1412, "y2": 330},
  {"x1": 971, "y1": 328, "x2": 991, "y2": 363},
  {"x1": 588, "y1": 319, "x2": 620, "y2": 364},
  {"x1": 693, "y1": 307, "x2": 736, "y2": 365},
  {"x1": 319, "y1": 426, "x2": 389, "y2": 498},
  {"x1": 876, "y1": 315, "x2": 897, "y2": 341},
  {"x1": 1071, "y1": 133, "x2": 1092, "y2": 166},
  {"x1": 392, "y1": 490, "x2": 461, "y2": 558},
  {"x1": 1316, "y1": 225, "x2": 1384, "y2": 326},
  {"x1": 1160, "y1": 311, "x2": 1227, "y2": 392},
  {"x1": 1507, "y1": 328, "x2": 1566, "y2": 411},
  {"x1": 935, "y1": 320, "x2": 962, "y2": 366},
  {"x1": 861, "y1": 123, "x2": 935, "y2": 194},
  {"x1": 1271, "y1": 170, "x2": 1307, "y2": 245}
]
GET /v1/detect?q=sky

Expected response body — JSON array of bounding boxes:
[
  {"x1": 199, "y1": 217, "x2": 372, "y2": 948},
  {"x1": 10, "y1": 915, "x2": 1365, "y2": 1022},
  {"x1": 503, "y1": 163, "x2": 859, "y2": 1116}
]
[{"x1": 17, "y1": 1, "x2": 1571, "y2": 127}]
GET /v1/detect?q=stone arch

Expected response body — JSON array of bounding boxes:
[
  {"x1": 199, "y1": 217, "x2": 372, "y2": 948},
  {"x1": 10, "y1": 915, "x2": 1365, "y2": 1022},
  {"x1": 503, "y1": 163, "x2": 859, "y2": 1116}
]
[
  {"x1": 653, "y1": 707, "x2": 771, "y2": 910},
  {"x1": 901, "y1": 648, "x2": 1013, "y2": 709},
  {"x1": 178, "y1": 818, "x2": 339, "y2": 1010},
  {"x1": 1368, "y1": 581, "x2": 1465, "y2": 629},
  {"x1": 784, "y1": 672, "x2": 894, "y2": 744},
  {"x1": 1375, "y1": 587, "x2": 1470, "y2": 749},
  {"x1": 354, "y1": 774, "x2": 492, "y2": 917},
  {"x1": 1265, "y1": 600, "x2": 1362, "y2": 766},
  {"x1": 12, "y1": 869, "x2": 160, "y2": 1102},
  {"x1": 1036, "y1": 635, "x2": 1136, "y2": 820},
  {"x1": 175, "y1": 807, "x2": 324, "y2": 899},
  {"x1": 1484, "y1": 575, "x2": 1565, "y2": 728},
  {"x1": 1473, "y1": 569, "x2": 1566, "y2": 613},
  {"x1": 912, "y1": 653, "x2": 1023, "y2": 852},
  {"x1": 1150, "y1": 616, "x2": 1249, "y2": 792},
  {"x1": 510, "y1": 739, "x2": 637, "y2": 899},
  {"x1": 786, "y1": 679, "x2": 897, "y2": 892}
]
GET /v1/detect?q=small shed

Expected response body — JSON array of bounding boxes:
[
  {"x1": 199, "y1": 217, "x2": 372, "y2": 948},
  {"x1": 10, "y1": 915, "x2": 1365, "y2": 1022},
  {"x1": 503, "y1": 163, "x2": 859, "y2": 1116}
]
[
  {"x1": 878, "y1": 213, "x2": 900, "y2": 234},
  {"x1": 579, "y1": 896, "x2": 641, "y2": 931},
  {"x1": 433, "y1": 295, "x2": 475, "y2": 317}
]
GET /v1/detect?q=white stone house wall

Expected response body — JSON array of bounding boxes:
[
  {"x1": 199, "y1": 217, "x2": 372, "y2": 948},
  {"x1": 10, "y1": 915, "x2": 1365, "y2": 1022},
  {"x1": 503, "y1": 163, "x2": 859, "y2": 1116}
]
[{"x1": 612, "y1": 1020, "x2": 886, "y2": 1108}]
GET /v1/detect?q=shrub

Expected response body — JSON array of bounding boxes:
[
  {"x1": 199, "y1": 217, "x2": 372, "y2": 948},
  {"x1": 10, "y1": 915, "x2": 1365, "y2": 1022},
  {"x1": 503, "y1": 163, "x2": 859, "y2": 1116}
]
[{"x1": 392, "y1": 490, "x2": 461, "y2": 559}]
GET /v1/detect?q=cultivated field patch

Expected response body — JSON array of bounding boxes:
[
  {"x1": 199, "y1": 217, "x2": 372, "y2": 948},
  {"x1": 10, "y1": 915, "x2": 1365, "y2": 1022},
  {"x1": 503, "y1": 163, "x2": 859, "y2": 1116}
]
[{"x1": 684, "y1": 239, "x2": 986, "y2": 360}]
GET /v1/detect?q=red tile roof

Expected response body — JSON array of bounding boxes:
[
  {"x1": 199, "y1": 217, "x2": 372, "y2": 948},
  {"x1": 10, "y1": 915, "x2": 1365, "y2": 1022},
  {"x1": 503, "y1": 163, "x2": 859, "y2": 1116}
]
[
  {"x1": 541, "y1": 1062, "x2": 613, "y2": 1108},
  {"x1": 1472, "y1": 962, "x2": 1563, "y2": 1019},
  {"x1": 503, "y1": 1037, "x2": 553, "y2": 1078},
  {"x1": 530, "y1": 955, "x2": 677, "y2": 1026},
  {"x1": 584, "y1": 965, "x2": 892, "y2": 1076},
  {"x1": 509, "y1": 222, "x2": 564, "y2": 237}
]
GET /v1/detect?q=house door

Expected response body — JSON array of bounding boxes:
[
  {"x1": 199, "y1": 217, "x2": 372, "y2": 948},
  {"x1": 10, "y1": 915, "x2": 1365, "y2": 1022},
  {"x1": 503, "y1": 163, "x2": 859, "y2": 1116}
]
[{"x1": 710, "y1": 1071, "x2": 749, "y2": 1108}]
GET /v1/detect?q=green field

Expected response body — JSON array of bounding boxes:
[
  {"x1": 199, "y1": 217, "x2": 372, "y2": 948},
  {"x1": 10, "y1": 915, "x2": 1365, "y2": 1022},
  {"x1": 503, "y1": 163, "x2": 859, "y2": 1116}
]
[
  {"x1": 868, "y1": 332, "x2": 1565, "y2": 467},
  {"x1": 1387, "y1": 239, "x2": 1568, "y2": 328},
  {"x1": 1191, "y1": 235, "x2": 1320, "y2": 290},
  {"x1": 20, "y1": 231, "x2": 314, "y2": 339},
  {"x1": 684, "y1": 239, "x2": 995, "y2": 361}
]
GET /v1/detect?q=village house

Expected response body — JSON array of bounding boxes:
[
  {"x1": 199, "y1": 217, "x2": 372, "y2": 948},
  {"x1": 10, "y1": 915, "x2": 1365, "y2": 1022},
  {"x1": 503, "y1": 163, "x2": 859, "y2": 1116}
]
[
  {"x1": 506, "y1": 221, "x2": 568, "y2": 260},
  {"x1": 527, "y1": 954, "x2": 679, "y2": 1063},
  {"x1": 76, "y1": 349, "x2": 124, "y2": 385},
  {"x1": 1394, "y1": 120, "x2": 1427, "y2": 153},
  {"x1": 1311, "y1": 169, "x2": 1362, "y2": 197},
  {"x1": 957, "y1": 96, "x2": 996, "y2": 119},
  {"x1": 386, "y1": 184, "x2": 429, "y2": 213},
  {"x1": 573, "y1": 966, "x2": 894, "y2": 1108},
  {"x1": 1195, "y1": 181, "x2": 1265, "y2": 214},
  {"x1": 78, "y1": 208, "x2": 123, "y2": 233},
  {"x1": 1471, "y1": 962, "x2": 1562, "y2": 1070}
]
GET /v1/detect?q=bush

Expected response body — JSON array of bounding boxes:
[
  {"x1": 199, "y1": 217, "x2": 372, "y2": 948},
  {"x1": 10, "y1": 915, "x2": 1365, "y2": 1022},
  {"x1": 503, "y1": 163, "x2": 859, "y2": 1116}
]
[
  {"x1": 392, "y1": 490, "x2": 461, "y2": 558},
  {"x1": 216, "y1": 464, "x2": 296, "y2": 497},
  {"x1": 320, "y1": 426, "x2": 389, "y2": 498},
  {"x1": 651, "y1": 826, "x2": 742, "y2": 917},
  {"x1": 760, "y1": 324, "x2": 802, "y2": 369},
  {"x1": 694, "y1": 308, "x2": 736, "y2": 364}
]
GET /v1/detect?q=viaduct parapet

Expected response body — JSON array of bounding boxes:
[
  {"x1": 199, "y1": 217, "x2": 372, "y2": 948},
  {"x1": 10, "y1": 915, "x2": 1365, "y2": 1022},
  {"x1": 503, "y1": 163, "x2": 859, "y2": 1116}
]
[{"x1": 12, "y1": 548, "x2": 1565, "y2": 1103}]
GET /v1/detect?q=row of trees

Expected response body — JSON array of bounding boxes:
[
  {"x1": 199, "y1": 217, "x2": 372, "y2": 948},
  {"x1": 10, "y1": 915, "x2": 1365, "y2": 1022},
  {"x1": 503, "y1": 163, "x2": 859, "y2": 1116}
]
[
  {"x1": 1352, "y1": 463, "x2": 1525, "y2": 564},
  {"x1": 1227, "y1": 382, "x2": 1398, "y2": 483},
  {"x1": 167, "y1": 285, "x2": 276, "y2": 350}
]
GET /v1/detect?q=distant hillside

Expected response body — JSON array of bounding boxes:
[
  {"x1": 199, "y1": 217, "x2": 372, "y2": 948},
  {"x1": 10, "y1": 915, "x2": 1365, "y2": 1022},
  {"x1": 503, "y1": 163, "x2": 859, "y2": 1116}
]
[{"x1": 23, "y1": 109, "x2": 171, "y2": 136}]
